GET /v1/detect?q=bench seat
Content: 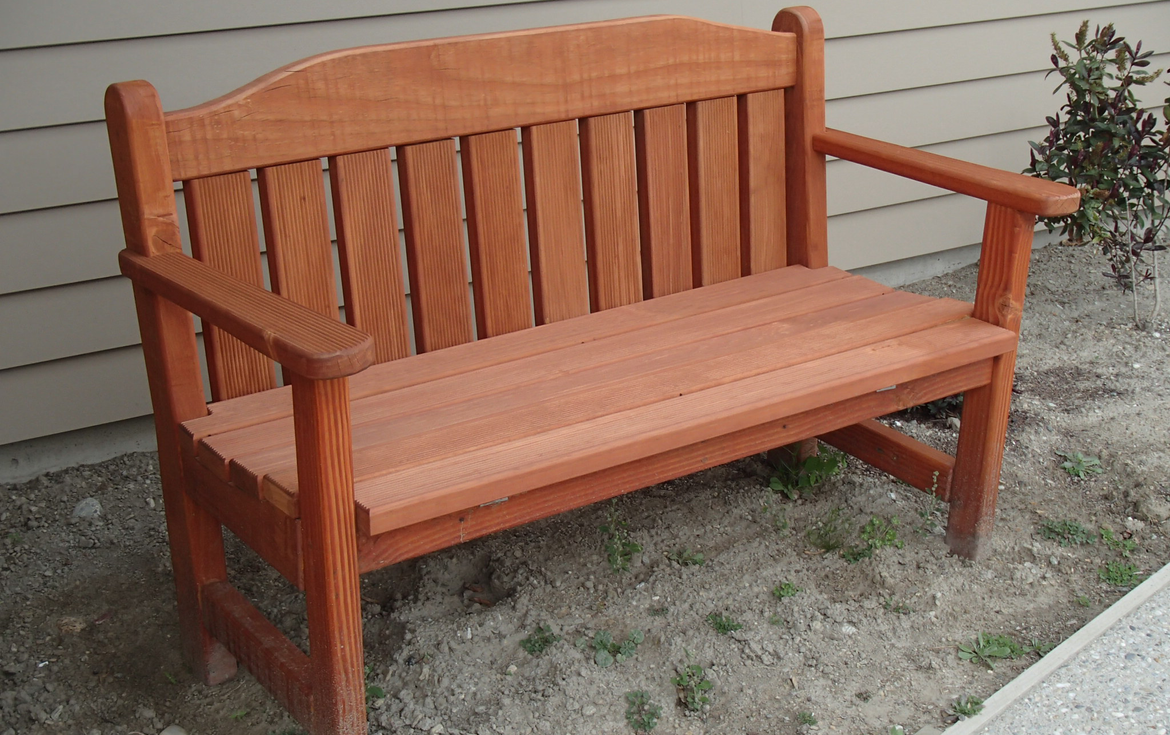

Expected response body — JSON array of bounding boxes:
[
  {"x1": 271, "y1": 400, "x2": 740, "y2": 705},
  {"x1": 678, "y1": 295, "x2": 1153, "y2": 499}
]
[{"x1": 184, "y1": 264, "x2": 1016, "y2": 538}]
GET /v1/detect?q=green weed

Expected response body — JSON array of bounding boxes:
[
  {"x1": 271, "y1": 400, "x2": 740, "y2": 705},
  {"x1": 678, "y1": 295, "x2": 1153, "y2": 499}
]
[
  {"x1": 665, "y1": 548, "x2": 705, "y2": 566},
  {"x1": 706, "y1": 612, "x2": 743, "y2": 635},
  {"x1": 600, "y1": 500, "x2": 642, "y2": 573},
  {"x1": 958, "y1": 633, "x2": 1031, "y2": 670},
  {"x1": 649, "y1": 606, "x2": 669, "y2": 617},
  {"x1": 586, "y1": 629, "x2": 644, "y2": 667},
  {"x1": 1076, "y1": 595, "x2": 1092, "y2": 607},
  {"x1": 230, "y1": 710, "x2": 248, "y2": 721},
  {"x1": 844, "y1": 515, "x2": 904, "y2": 563},
  {"x1": 1055, "y1": 450, "x2": 1103, "y2": 479},
  {"x1": 1099, "y1": 561, "x2": 1140, "y2": 587},
  {"x1": 1039, "y1": 519, "x2": 1095, "y2": 546},
  {"x1": 364, "y1": 664, "x2": 385, "y2": 703},
  {"x1": 772, "y1": 582, "x2": 801, "y2": 599},
  {"x1": 883, "y1": 597, "x2": 912, "y2": 615},
  {"x1": 950, "y1": 695, "x2": 984, "y2": 717},
  {"x1": 768, "y1": 613, "x2": 785, "y2": 626},
  {"x1": 519, "y1": 625, "x2": 560, "y2": 655},
  {"x1": 770, "y1": 446, "x2": 846, "y2": 499},
  {"x1": 797, "y1": 711, "x2": 818, "y2": 726},
  {"x1": 806, "y1": 507, "x2": 851, "y2": 552},
  {"x1": 1099, "y1": 527, "x2": 1137, "y2": 557},
  {"x1": 624, "y1": 690, "x2": 661, "y2": 734},
  {"x1": 672, "y1": 660, "x2": 713, "y2": 713}
]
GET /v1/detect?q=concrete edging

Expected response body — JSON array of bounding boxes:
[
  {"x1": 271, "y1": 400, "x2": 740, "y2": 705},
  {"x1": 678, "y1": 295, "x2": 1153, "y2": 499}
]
[{"x1": 940, "y1": 559, "x2": 1170, "y2": 735}]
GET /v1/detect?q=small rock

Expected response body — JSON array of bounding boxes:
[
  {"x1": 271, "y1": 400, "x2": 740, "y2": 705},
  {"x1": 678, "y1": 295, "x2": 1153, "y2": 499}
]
[
  {"x1": 505, "y1": 664, "x2": 518, "y2": 676},
  {"x1": 136, "y1": 706, "x2": 156, "y2": 721},
  {"x1": 72, "y1": 498, "x2": 102, "y2": 520},
  {"x1": 160, "y1": 726, "x2": 189, "y2": 735},
  {"x1": 57, "y1": 617, "x2": 86, "y2": 635},
  {"x1": 946, "y1": 417, "x2": 961, "y2": 431}
]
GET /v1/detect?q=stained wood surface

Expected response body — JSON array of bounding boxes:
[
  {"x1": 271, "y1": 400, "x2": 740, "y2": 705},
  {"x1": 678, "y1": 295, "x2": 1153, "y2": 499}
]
[
  {"x1": 185, "y1": 172, "x2": 277, "y2": 400},
  {"x1": 202, "y1": 582, "x2": 312, "y2": 727},
  {"x1": 164, "y1": 17, "x2": 798, "y2": 179},
  {"x1": 291, "y1": 376, "x2": 366, "y2": 734},
  {"x1": 461, "y1": 130, "x2": 533, "y2": 337},
  {"x1": 738, "y1": 90, "x2": 787, "y2": 274},
  {"x1": 258, "y1": 160, "x2": 338, "y2": 319},
  {"x1": 398, "y1": 139, "x2": 474, "y2": 352},
  {"x1": 580, "y1": 112, "x2": 642, "y2": 311},
  {"x1": 329, "y1": 149, "x2": 411, "y2": 364},
  {"x1": 120, "y1": 250, "x2": 374, "y2": 380},
  {"x1": 822, "y1": 418, "x2": 954, "y2": 500},
  {"x1": 635, "y1": 104, "x2": 692, "y2": 298},
  {"x1": 181, "y1": 266, "x2": 852, "y2": 450},
  {"x1": 774, "y1": 7, "x2": 828, "y2": 269},
  {"x1": 687, "y1": 96, "x2": 741, "y2": 286},
  {"x1": 358, "y1": 361, "x2": 992, "y2": 571},
  {"x1": 813, "y1": 128, "x2": 1080, "y2": 217},
  {"x1": 522, "y1": 121, "x2": 590, "y2": 324}
]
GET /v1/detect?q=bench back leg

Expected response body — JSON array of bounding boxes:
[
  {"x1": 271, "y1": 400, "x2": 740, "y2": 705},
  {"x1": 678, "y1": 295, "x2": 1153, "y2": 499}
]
[{"x1": 292, "y1": 375, "x2": 367, "y2": 735}]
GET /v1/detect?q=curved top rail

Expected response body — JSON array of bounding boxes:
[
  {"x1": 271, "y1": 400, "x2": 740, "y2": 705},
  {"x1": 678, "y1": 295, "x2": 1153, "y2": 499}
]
[{"x1": 163, "y1": 15, "x2": 797, "y2": 180}]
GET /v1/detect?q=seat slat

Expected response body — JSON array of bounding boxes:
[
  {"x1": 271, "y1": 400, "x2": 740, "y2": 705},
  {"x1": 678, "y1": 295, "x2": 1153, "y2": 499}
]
[
  {"x1": 257, "y1": 160, "x2": 338, "y2": 319},
  {"x1": 353, "y1": 318, "x2": 1015, "y2": 534},
  {"x1": 184, "y1": 172, "x2": 277, "y2": 400},
  {"x1": 461, "y1": 130, "x2": 534, "y2": 338},
  {"x1": 397, "y1": 139, "x2": 474, "y2": 352},
  {"x1": 738, "y1": 90, "x2": 787, "y2": 275},
  {"x1": 258, "y1": 293, "x2": 981, "y2": 507},
  {"x1": 522, "y1": 121, "x2": 590, "y2": 325},
  {"x1": 580, "y1": 112, "x2": 642, "y2": 311},
  {"x1": 688, "y1": 97, "x2": 741, "y2": 286},
  {"x1": 329, "y1": 148, "x2": 411, "y2": 364},
  {"x1": 181, "y1": 265, "x2": 850, "y2": 450},
  {"x1": 198, "y1": 273, "x2": 890, "y2": 484},
  {"x1": 635, "y1": 104, "x2": 692, "y2": 298}
]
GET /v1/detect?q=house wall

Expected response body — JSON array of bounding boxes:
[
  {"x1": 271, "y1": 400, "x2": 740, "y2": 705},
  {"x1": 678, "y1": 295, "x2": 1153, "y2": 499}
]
[{"x1": 1, "y1": 0, "x2": 1167, "y2": 456}]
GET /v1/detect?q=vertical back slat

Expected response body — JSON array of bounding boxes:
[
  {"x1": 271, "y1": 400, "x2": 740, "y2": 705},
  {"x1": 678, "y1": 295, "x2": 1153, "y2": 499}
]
[
  {"x1": 258, "y1": 160, "x2": 338, "y2": 319},
  {"x1": 329, "y1": 149, "x2": 411, "y2": 364},
  {"x1": 634, "y1": 104, "x2": 692, "y2": 298},
  {"x1": 687, "y1": 97, "x2": 741, "y2": 287},
  {"x1": 460, "y1": 130, "x2": 534, "y2": 338},
  {"x1": 521, "y1": 121, "x2": 590, "y2": 325},
  {"x1": 397, "y1": 139, "x2": 474, "y2": 352},
  {"x1": 579, "y1": 112, "x2": 642, "y2": 312},
  {"x1": 185, "y1": 173, "x2": 277, "y2": 400},
  {"x1": 738, "y1": 90, "x2": 787, "y2": 275}
]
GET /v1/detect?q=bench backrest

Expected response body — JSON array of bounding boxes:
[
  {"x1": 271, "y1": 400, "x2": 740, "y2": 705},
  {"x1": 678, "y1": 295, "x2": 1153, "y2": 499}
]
[{"x1": 107, "y1": 9, "x2": 827, "y2": 402}]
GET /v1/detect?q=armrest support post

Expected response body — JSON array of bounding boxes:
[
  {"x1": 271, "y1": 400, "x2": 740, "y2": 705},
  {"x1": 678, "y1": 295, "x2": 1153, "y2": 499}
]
[{"x1": 973, "y1": 203, "x2": 1036, "y2": 333}]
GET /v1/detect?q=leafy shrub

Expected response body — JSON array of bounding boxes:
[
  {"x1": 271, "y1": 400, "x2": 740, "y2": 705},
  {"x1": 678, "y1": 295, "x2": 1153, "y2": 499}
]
[
  {"x1": 625, "y1": 691, "x2": 661, "y2": 733},
  {"x1": 770, "y1": 446, "x2": 846, "y2": 499}
]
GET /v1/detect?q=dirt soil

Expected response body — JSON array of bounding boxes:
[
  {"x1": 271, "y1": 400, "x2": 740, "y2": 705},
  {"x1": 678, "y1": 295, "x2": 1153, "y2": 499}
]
[{"x1": 2, "y1": 243, "x2": 1169, "y2": 735}]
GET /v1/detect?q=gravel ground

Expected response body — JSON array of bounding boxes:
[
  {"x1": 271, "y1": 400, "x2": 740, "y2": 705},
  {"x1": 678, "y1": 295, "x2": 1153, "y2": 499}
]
[
  {"x1": 978, "y1": 571, "x2": 1169, "y2": 734},
  {"x1": 1, "y1": 242, "x2": 1169, "y2": 735}
]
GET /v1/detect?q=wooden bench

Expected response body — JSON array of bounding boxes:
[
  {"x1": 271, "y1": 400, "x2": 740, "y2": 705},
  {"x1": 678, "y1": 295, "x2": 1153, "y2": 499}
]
[{"x1": 105, "y1": 7, "x2": 1079, "y2": 734}]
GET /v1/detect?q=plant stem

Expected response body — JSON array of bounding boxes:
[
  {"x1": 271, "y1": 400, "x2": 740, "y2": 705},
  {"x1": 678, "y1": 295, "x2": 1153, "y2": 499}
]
[{"x1": 1151, "y1": 249, "x2": 1162, "y2": 324}]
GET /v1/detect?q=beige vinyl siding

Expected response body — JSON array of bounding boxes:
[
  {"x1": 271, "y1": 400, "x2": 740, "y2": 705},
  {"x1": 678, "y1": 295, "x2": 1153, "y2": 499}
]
[{"x1": 1, "y1": 0, "x2": 1167, "y2": 446}]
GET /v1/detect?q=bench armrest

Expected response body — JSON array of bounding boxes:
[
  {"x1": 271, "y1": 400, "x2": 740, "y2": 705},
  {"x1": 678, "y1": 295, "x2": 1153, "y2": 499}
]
[
  {"x1": 120, "y1": 249, "x2": 374, "y2": 380},
  {"x1": 812, "y1": 128, "x2": 1080, "y2": 217}
]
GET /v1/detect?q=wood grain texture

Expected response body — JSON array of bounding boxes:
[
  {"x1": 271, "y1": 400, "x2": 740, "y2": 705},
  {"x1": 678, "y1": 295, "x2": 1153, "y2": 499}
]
[
  {"x1": 521, "y1": 121, "x2": 590, "y2": 324},
  {"x1": 202, "y1": 582, "x2": 312, "y2": 728},
  {"x1": 164, "y1": 17, "x2": 797, "y2": 179},
  {"x1": 181, "y1": 266, "x2": 853, "y2": 448},
  {"x1": 773, "y1": 7, "x2": 828, "y2": 269},
  {"x1": 258, "y1": 160, "x2": 338, "y2": 322},
  {"x1": 813, "y1": 128, "x2": 1080, "y2": 217},
  {"x1": 353, "y1": 318, "x2": 1013, "y2": 535},
  {"x1": 329, "y1": 148, "x2": 411, "y2": 364},
  {"x1": 461, "y1": 130, "x2": 534, "y2": 337},
  {"x1": 687, "y1": 97, "x2": 741, "y2": 286},
  {"x1": 185, "y1": 172, "x2": 277, "y2": 400},
  {"x1": 947, "y1": 203, "x2": 1037, "y2": 559},
  {"x1": 290, "y1": 376, "x2": 365, "y2": 735},
  {"x1": 358, "y1": 361, "x2": 992, "y2": 570},
  {"x1": 822, "y1": 418, "x2": 954, "y2": 500},
  {"x1": 398, "y1": 139, "x2": 474, "y2": 352},
  {"x1": 203, "y1": 274, "x2": 896, "y2": 494},
  {"x1": 106, "y1": 80, "x2": 236, "y2": 686},
  {"x1": 635, "y1": 105, "x2": 692, "y2": 298},
  {"x1": 580, "y1": 112, "x2": 642, "y2": 311},
  {"x1": 120, "y1": 250, "x2": 374, "y2": 380},
  {"x1": 738, "y1": 90, "x2": 786, "y2": 274}
]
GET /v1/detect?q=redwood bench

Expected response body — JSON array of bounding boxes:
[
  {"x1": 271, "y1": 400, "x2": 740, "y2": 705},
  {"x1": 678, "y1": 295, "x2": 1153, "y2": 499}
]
[{"x1": 105, "y1": 7, "x2": 1078, "y2": 734}]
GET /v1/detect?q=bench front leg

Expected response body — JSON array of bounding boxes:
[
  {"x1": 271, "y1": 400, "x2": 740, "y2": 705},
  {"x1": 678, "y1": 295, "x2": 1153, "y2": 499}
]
[
  {"x1": 291, "y1": 375, "x2": 367, "y2": 735},
  {"x1": 947, "y1": 203, "x2": 1035, "y2": 559}
]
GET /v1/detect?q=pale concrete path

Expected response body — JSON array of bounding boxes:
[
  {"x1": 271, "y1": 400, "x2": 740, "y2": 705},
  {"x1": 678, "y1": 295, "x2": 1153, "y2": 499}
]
[{"x1": 938, "y1": 561, "x2": 1170, "y2": 735}]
